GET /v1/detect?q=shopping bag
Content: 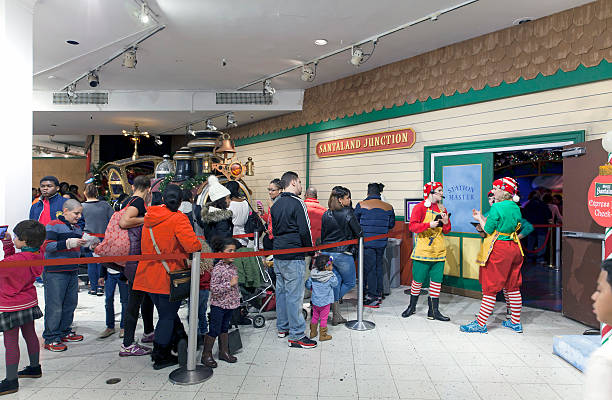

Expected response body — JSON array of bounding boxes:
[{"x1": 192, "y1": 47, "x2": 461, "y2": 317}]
[{"x1": 228, "y1": 328, "x2": 242, "y2": 355}]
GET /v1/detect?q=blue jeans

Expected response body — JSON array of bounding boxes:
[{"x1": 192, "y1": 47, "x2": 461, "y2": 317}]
[
  {"x1": 105, "y1": 273, "x2": 129, "y2": 329},
  {"x1": 208, "y1": 305, "x2": 234, "y2": 337},
  {"x1": 322, "y1": 252, "x2": 356, "y2": 301},
  {"x1": 364, "y1": 247, "x2": 385, "y2": 298},
  {"x1": 188, "y1": 289, "x2": 210, "y2": 335},
  {"x1": 274, "y1": 259, "x2": 306, "y2": 340},
  {"x1": 149, "y1": 293, "x2": 181, "y2": 345},
  {"x1": 42, "y1": 271, "x2": 79, "y2": 344}
]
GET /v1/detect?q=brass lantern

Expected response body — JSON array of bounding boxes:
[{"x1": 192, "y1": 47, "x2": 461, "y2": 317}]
[
  {"x1": 202, "y1": 154, "x2": 212, "y2": 174},
  {"x1": 245, "y1": 157, "x2": 254, "y2": 176}
]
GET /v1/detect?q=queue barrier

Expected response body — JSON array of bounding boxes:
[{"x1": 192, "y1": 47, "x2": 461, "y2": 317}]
[
  {"x1": 523, "y1": 224, "x2": 562, "y2": 269},
  {"x1": 3, "y1": 232, "x2": 392, "y2": 385}
]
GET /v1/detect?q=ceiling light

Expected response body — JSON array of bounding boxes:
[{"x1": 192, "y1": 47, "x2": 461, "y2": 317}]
[
  {"x1": 300, "y1": 63, "x2": 317, "y2": 82},
  {"x1": 513, "y1": 17, "x2": 533, "y2": 25},
  {"x1": 206, "y1": 119, "x2": 217, "y2": 131},
  {"x1": 123, "y1": 48, "x2": 137, "y2": 68},
  {"x1": 140, "y1": 3, "x2": 150, "y2": 24},
  {"x1": 187, "y1": 125, "x2": 196, "y2": 136},
  {"x1": 66, "y1": 84, "x2": 77, "y2": 101},
  {"x1": 66, "y1": 40, "x2": 79, "y2": 45},
  {"x1": 154, "y1": 136, "x2": 163, "y2": 146},
  {"x1": 87, "y1": 71, "x2": 99, "y2": 87},
  {"x1": 314, "y1": 39, "x2": 328, "y2": 46},
  {"x1": 350, "y1": 47, "x2": 364, "y2": 66},
  {"x1": 263, "y1": 79, "x2": 275, "y2": 95},
  {"x1": 226, "y1": 113, "x2": 238, "y2": 128}
]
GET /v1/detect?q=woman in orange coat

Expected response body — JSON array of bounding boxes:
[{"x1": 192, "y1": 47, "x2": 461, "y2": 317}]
[{"x1": 133, "y1": 185, "x2": 202, "y2": 370}]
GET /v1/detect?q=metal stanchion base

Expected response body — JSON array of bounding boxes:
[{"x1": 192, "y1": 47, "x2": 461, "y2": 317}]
[
  {"x1": 168, "y1": 365, "x2": 213, "y2": 385},
  {"x1": 345, "y1": 319, "x2": 375, "y2": 331}
]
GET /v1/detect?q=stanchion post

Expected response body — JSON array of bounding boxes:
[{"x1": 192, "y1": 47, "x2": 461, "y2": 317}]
[
  {"x1": 169, "y1": 251, "x2": 213, "y2": 384},
  {"x1": 346, "y1": 237, "x2": 375, "y2": 331},
  {"x1": 254, "y1": 231, "x2": 259, "y2": 250}
]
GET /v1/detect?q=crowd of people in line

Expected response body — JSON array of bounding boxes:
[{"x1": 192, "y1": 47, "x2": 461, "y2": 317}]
[{"x1": 4, "y1": 171, "x2": 605, "y2": 399}]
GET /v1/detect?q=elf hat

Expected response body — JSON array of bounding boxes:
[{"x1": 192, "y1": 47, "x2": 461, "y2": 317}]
[
  {"x1": 492, "y1": 177, "x2": 520, "y2": 202},
  {"x1": 487, "y1": 189, "x2": 494, "y2": 198},
  {"x1": 207, "y1": 175, "x2": 231, "y2": 202},
  {"x1": 423, "y1": 181, "x2": 443, "y2": 208}
]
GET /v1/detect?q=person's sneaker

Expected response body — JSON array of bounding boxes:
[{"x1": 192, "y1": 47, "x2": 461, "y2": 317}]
[
  {"x1": 61, "y1": 332, "x2": 84, "y2": 342},
  {"x1": 96, "y1": 288, "x2": 104, "y2": 296},
  {"x1": 119, "y1": 343, "x2": 152, "y2": 357},
  {"x1": 363, "y1": 297, "x2": 380, "y2": 309},
  {"x1": 277, "y1": 331, "x2": 289, "y2": 338},
  {"x1": 459, "y1": 320, "x2": 488, "y2": 334},
  {"x1": 0, "y1": 378, "x2": 18, "y2": 395},
  {"x1": 288, "y1": 336, "x2": 317, "y2": 349},
  {"x1": 141, "y1": 332, "x2": 154, "y2": 343},
  {"x1": 17, "y1": 365, "x2": 41, "y2": 379},
  {"x1": 98, "y1": 328, "x2": 116, "y2": 339},
  {"x1": 502, "y1": 320, "x2": 523, "y2": 333},
  {"x1": 44, "y1": 342, "x2": 67, "y2": 352},
  {"x1": 119, "y1": 329, "x2": 125, "y2": 338},
  {"x1": 88, "y1": 290, "x2": 96, "y2": 296}
]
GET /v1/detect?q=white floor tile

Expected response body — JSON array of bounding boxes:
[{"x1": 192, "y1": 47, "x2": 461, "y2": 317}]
[
  {"x1": 357, "y1": 377, "x2": 399, "y2": 398},
  {"x1": 4, "y1": 288, "x2": 584, "y2": 400}
]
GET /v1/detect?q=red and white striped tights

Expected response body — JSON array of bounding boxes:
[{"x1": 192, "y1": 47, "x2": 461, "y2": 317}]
[
  {"x1": 410, "y1": 281, "x2": 441, "y2": 298},
  {"x1": 477, "y1": 289, "x2": 522, "y2": 326}
]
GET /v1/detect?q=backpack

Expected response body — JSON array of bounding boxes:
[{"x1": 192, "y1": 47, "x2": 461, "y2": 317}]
[{"x1": 94, "y1": 199, "x2": 135, "y2": 266}]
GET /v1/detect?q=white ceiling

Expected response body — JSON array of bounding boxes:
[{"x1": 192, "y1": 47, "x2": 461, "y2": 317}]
[{"x1": 32, "y1": 0, "x2": 594, "y2": 137}]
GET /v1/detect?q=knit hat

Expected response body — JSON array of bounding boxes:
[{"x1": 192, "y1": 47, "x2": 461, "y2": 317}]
[
  {"x1": 40, "y1": 176, "x2": 60, "y2": 186},
  {"x1": 207, "y1": 175, "x2": 231, "y2": 202},
  {"x1": 423, "y1": 181, "x2": 443, "y2": 208},
  {"x1": 487, "y1": 189, "x2": 494, "y2": 198},
  {"x1": 492, "y1": 177, "x2": 520, "y2": 202},
  {"x1": 162, "y1": 184, "x2": 182, "y2": 212}
]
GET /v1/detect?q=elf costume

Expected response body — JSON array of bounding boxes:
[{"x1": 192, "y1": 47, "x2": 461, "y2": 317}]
[
  {"x1": 460, "y1": 177, "x2": 524, "y2": 334},
  {"x1": 402, "y1": 182, "x2": 451, "y2": 321}
]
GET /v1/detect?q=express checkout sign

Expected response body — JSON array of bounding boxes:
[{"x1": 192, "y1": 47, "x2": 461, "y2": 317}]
[
  {"x1": 588, "y1": 175, "x2": 612, "y2": 227},
  {"x1": 316, "y1": 128, "x2": 416, "y2": 158}
]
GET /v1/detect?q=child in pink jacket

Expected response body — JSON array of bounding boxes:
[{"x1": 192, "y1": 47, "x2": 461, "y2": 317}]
[{"x1": 0, "y1": 220, "x2": 47, "y2": 396}]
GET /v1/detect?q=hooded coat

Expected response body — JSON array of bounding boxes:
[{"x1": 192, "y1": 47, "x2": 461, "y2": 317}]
[
  {"x1": 198, "y1": 206, "x2": 233, "y2": 245},
  {"x1": 132, "y1": 205, "x2": 201, "y2": 295}
]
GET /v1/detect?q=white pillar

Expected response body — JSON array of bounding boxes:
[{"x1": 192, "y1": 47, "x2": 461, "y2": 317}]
[{"x1": 0, "y1": 0, "x2": 35, "y2": 231}]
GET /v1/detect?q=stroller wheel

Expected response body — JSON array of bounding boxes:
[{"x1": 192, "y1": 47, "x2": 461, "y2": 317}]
[
  {"x1": 302, "y1": 308, "x2": 308, "y2": 321},
  {"x1": 253, "y1": 314, "x2": 265, "y2": 328}
]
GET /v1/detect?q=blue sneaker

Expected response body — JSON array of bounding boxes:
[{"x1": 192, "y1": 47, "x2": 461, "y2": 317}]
[
  {"x1": 502, "y1": 320, "x2": 523, "y2": 333},
  {"x1": 460, "y1": 320, "x2": 488, "y2": 333}
]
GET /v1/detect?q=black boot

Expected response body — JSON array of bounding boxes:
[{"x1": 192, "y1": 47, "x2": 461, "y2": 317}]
[
  {"x1": 152, "y1": 343, "x2": 179, "y2": 370},
  {"x1": 0, "y1": 379, "x2": 18, "y2": 396},
  {"x1": 427, "y1": 297, "x2": 450, "y2": 321},
  {"x1": 401, "y1": 295, "x2": 419, "y2": 318}
]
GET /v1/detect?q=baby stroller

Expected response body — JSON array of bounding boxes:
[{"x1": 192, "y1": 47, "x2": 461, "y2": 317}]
[{"x1": 241, "y1": 255, "x2": 308, "y2": 328}]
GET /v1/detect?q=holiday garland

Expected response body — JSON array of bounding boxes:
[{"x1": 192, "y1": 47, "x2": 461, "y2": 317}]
[{"x1": 159, "y1": 173, "x2": 210, "y2": 192}]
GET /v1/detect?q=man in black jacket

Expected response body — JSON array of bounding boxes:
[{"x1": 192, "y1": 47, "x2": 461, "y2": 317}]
[{"x1": 271, "y1": 171, "x2": 316, "y2": 348}]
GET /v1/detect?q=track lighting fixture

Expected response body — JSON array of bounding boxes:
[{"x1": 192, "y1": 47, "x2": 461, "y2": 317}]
[
  {"x1": 123, "y1": 48, "x2": 137, "y2": 68},
  {"x1": 300, "y1": 63, "x2": 317, "y2": 82},
  {"x1": 139, "y1": 2, "x2": 150, "y2": 24},
  {"x1": 226, "y1": 113, "x2": 238, "y2": 128},
  {"x1": 154, "y1": 136, "x2": 163, "y2": 146},
  {"x1": 206, "y1": 119, "x2": 217, "y2": 131},
  {"x1": 350, "y1": 47, "x2": 364, "y2": 66},
  {"x1": 87, "y1": 71, "x2": 99, "y2": 87},
  {"x1": 263, "y1": 79, "x2": 275, "y2": 95},
  {"x1": 187, "y1": 124, "x2": 196, "y2": 136},
  {"x1": 66, "y1": 84, "x2": 77, "y2": 101}
]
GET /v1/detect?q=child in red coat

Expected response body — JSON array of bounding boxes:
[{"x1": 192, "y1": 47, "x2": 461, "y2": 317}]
[{"x1": 0, "y1": 220, "x2": 47, "y2": 395}]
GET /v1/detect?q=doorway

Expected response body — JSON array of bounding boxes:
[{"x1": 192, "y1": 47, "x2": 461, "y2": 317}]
[
  {"x1": 425, "y1": 131, "x2": 585, "y2": 310},
  {"x1": 493, "y1": 148, "x2": 563, "y2": 312}
]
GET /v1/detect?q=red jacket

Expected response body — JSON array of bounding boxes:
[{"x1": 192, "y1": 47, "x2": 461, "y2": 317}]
[
  {"x1": 133, "y1": 205, "x2": 202, "y2": 295},
  {"x1": 0, "y1": 240, "x2": 43, "y2": 312},
  {"x1": 409, "y1": 202, "x2": 452, "y2": 234},
  {"x1": 304, "y1": 198, "x2": 326, "y2": 243}
]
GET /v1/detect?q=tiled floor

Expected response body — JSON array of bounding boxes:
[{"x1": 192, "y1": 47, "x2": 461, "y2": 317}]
[{"x1": 0, "y1": 285, "x2": 587, "y2": 400}]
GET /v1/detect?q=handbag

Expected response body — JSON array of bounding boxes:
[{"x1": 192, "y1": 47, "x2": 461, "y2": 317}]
[
  {"x1": 148, "y1": 227, "x2": 191, "y2": 303},
  {"x1": 227, "y1": 328, "x2": 242, "y2": 354},
  {"x1": 94, "y1": 198, "x2": 135, "y2": 266}
]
